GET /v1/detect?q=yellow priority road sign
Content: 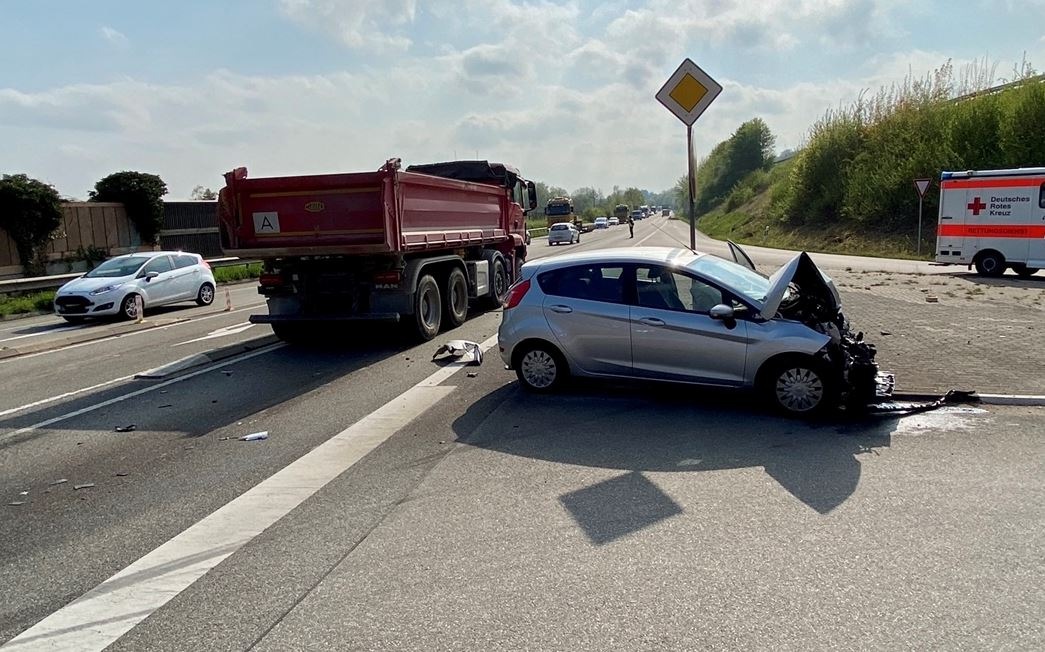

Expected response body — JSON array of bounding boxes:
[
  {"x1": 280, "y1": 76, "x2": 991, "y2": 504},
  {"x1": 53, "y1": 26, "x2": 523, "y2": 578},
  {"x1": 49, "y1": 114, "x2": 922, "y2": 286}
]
[{"x1": 656, "y1": 58, "x2": 722, "y2": 126}]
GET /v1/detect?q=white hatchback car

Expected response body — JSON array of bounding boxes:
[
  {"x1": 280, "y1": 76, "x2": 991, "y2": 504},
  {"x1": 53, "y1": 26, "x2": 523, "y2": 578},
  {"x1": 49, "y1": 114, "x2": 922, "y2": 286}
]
[{"x1": 54, "y1": 251, "x2": 217, "y2": 322}]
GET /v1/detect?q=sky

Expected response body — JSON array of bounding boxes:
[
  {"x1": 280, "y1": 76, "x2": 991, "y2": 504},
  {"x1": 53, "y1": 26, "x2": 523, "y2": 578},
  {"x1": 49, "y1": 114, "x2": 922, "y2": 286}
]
[{"x1": 1, "y1": 0, "x2": 1043, "y2": 199}]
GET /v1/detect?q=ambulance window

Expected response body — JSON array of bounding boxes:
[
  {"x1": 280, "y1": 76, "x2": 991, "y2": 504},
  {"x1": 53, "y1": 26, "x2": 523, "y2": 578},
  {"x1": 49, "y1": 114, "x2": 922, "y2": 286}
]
[{"x1": 1040, "y1": 183, "x2": 1045, "y2": 208}]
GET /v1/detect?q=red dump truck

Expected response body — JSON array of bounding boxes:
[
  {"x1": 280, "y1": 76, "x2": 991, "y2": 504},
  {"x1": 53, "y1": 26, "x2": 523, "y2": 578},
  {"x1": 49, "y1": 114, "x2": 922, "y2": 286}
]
[{"x1": 217, "y1": 158, "x2": 537, "y2": 341}]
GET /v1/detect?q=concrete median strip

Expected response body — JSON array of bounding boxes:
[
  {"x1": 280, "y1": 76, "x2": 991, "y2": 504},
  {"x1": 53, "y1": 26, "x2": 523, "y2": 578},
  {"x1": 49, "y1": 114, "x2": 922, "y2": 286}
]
[
  {"x1": 891, "y1": 391, "x2": 1045, "y2": 407},
  {"x1": 0, "y1": 319, "x2": 188, "y2": 361}
]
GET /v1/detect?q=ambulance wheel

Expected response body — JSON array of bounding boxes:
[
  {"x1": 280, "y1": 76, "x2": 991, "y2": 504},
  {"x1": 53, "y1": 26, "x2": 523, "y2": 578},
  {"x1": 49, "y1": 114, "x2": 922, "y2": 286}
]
[
  {"x1": 1012, "y1": 264, "x2": 1039, "y2": 279},
  {"x1": 974, "y1": 251, "x2": 1005, "y2": 277}
]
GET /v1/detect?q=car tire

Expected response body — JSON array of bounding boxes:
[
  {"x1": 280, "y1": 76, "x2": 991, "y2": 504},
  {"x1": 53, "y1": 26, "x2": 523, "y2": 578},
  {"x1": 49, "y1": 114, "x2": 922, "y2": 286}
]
[
  {"x1": 443, "y1": 267, "x2": 468, "y2": 328},
  {"x1": 196, "y1": 282, "x2": 215, "y2": 306},
  {"x1": 120, "y1": 294, "x2": 142, "y2": 321},
  {"x1": 514, "y1": 342, "x2": 568, "y2": 392},
  {"x1": 974, "y1": 251, "x2": 1005, "y2": 277},
  {"x1": 62, "y1": 316, "x2": 87, "y2": 324},
  {"x1": 412, "y1": 274, "x2": 442, "y2": 341},
  {"x1": 760, "y1": 357, "x2": 836, "y2": 417}
]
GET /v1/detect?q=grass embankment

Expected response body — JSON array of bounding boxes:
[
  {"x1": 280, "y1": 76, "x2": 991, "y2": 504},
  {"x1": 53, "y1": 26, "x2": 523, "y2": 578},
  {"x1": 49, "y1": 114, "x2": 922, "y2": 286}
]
[
  {"x1": 689, "y1": 64, "x2": 1045, "y2": 260},
  {"x1": 0, "y1": 262, "x2": 263, "y2": 319}
]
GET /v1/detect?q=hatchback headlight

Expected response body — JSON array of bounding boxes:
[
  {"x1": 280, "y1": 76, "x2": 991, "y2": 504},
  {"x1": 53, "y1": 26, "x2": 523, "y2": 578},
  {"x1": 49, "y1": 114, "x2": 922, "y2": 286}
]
[{"x1": 89, "y1": 284, "x2": 121, "y2": 296}]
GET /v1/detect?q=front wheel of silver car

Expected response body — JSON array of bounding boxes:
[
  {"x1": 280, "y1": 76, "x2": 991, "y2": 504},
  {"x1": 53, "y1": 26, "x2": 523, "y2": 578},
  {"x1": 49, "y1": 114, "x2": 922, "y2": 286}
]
[
  {"x1": 120, "y1": 294, "x2": 142, "y2": 321},
  {"x1": 762, "y1": 359, "x2": 834, "y2": 417},
  {"x1": 515, "y1": 343, "x2": 567, "y2": 392}
]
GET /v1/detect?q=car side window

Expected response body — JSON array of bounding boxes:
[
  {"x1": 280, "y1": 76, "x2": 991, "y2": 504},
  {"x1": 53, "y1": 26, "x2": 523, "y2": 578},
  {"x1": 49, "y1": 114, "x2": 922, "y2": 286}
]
[
  {"x1": 635, "y1": 265, "x2": 723, "y2": 314},
  {"x1": 1040, "y1": 182, "x2": 1045, "y2": 209},
  {"x1": 174, "y1": 254, "x2": 197, "y2": 269},
  {"x1": 141, "y1": 256, "x2": 174, "y2": 275},
  {"x1": 538, "y1": 265, "x2": 626, "y2": 303}
]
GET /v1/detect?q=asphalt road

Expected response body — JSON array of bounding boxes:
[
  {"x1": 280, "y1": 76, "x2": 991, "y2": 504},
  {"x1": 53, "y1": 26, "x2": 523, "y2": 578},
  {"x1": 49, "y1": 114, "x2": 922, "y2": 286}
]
[{"x1": 2, "y1": 216, "x2": 1042, "y2": 650}]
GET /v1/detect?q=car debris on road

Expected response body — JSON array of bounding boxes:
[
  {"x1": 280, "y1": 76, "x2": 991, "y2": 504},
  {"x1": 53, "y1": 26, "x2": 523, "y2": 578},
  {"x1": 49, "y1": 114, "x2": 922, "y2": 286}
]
[
  {"x1": 240, "y1": 431, "x2": 269, "y2": 441},
  {"x1": 432, "y1": 340, "x2": 483, "y2": 365}
]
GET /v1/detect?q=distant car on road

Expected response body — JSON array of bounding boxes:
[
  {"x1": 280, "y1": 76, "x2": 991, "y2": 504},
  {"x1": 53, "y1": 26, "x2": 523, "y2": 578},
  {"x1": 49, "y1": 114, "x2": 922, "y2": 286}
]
[
  {"x1": 498, "y1": 244, "x2": 889, "y2": 416},
  {"x1": 629, "y1": 210, "x2": 644, "y2": 221},
  {"x1": 547, "y1": 222, "x2": 580, "y2": 245},
  {"x1": 594, "y1": 217, "x2": 609, "y2": 229},
  {"x1": 662, "y1": 208, "x2": 670, "y2": 216},
  {"x1": 54, "y1": 251, "x2": 216, "y2": 322},
  {"x1": 608, "y1": 217, "x2": 620, "y2": 226}
]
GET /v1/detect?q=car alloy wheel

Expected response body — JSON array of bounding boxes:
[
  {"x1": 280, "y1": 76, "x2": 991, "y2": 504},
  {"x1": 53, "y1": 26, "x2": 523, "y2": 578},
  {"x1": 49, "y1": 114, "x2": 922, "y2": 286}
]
[
  {"x1": 197, "y1": 283, "x2": 215, "y2": 306},
  {"x1": 121, "y1": 294, "x2": 141, "y2": 320}
]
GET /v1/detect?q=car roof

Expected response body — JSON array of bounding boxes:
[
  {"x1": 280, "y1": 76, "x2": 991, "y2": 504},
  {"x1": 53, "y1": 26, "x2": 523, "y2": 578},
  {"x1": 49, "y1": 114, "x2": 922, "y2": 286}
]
[
  {"x1": 524, "y1": 246, "x2": 703, "y2": 272},
  {"x1": 110, "y1": 251, "x2": 199, "y2": 259}
]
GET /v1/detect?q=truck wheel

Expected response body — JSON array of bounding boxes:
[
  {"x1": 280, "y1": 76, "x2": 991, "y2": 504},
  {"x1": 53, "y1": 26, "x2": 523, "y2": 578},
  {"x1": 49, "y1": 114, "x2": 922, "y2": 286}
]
[
  {"x1": 271, "y1": 323, "x2": 307, "y2": 344},
  {"x1": 413, "y1": 274, "x2": 442, "y2": 340},
  {"x1": 974, "y1": 251, "x2": 1005, "y2": 277},
  {"x1": 480, "y1": 257, "x2": 509, "y2": 309},
  {"x1": 443, "y1": 267, "x2": 468, "y2": 328}
]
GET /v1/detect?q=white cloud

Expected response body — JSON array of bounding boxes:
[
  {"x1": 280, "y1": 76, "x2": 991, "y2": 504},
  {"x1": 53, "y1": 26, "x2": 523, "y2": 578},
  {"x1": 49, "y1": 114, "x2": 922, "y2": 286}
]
[
  {"x1": 278, "y1": 0, "x2": 418, "y2": 51},
  {"x1": 100, "y1": 26, "x2": 129, "y2": 48}
]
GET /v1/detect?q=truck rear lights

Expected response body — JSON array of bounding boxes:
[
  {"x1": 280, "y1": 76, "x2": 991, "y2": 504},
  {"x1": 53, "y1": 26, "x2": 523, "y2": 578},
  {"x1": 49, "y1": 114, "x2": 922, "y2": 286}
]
[
  {"x1": 372, "y1": 270, "x2": 402, "y2": 285},
  {"x1": 504, "y1": 279, "x2": 530, "y2": 309},
  {"x1": 259, "y1": 273, "x2": 284, "y2": 287}
]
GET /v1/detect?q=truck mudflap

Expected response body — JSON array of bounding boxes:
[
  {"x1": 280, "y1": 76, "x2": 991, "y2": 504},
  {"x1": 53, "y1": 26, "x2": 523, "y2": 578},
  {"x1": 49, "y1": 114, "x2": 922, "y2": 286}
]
[{"x1": 249, "y1": 313, "x2": 400, "y2": 323}]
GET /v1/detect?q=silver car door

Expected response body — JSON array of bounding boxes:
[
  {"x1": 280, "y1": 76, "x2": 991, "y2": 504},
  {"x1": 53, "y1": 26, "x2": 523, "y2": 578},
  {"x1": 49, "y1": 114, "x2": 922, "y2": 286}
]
[
  {"x1": 630, "y1": 265, "x2": 748, "y2": 385},
  {"x1": 541, "y1": 263, "x2": 632, "y2": 376},
  {"x1": 139, "y1": 255, "x2": 178, "y2": 303},
  {"x1": 726, "y1": 240, "x2": 757, "y2": 271}
]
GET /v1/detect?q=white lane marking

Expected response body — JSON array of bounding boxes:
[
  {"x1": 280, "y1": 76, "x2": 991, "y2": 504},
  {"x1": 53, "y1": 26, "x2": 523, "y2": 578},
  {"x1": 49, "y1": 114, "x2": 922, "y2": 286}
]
[
  {"x1": 0, "y1": 374, "x2": 137, "y2": 419},
  {"x1": 0, "y1": 325, "x2": 83, "y2": 344},
  {"x1": 0, "y1": 304, "x2": 265, "y2": 365},
  {"x1": 172, "y1": 322, "x2": 256, "y2": 347},
  {"x1": 1, "y1": 335, "x2": 498, "y2": 651},
  {"x1": 0, "y1": 343, "x2": 285, "y2": 444}
]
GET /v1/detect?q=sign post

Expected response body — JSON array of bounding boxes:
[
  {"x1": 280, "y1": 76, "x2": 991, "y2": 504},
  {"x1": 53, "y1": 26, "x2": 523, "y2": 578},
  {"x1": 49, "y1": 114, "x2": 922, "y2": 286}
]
[
  {"x1": 914, "y1": 178, "x2": 931, "y2": 255},
  {"x1": 656, "y1": 58, "x2": 722, "y2": 251}
]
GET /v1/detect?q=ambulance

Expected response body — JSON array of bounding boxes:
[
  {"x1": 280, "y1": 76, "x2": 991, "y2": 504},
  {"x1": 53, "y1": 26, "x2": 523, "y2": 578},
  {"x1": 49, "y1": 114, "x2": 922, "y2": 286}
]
[{"x1": 935, "y1": 167, "x2": 1045, "y2": 277}]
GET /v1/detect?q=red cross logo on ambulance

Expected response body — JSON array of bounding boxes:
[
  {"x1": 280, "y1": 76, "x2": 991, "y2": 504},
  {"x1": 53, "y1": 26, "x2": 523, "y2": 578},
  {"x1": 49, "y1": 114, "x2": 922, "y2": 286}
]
[{"x1": 966, "y1": 196, "x2": 987, "y2": 215}]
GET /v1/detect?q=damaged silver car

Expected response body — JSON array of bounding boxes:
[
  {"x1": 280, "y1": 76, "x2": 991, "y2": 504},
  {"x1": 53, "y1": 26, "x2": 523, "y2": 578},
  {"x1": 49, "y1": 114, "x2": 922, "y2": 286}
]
[{"x1": 497, "y1": 243, "x2": 893, "y2": 416}]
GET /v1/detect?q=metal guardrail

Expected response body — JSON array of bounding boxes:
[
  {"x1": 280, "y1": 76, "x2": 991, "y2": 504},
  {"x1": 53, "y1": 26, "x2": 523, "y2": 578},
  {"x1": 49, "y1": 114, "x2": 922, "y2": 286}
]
[{"x1": 0, "y1": 258, "x2": 258, "y2": 295}]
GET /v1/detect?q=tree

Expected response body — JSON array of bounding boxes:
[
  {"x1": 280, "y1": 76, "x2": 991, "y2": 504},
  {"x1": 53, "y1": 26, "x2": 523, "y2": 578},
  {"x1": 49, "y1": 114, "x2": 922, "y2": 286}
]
[
  {"x1": 0, "y1": 174, "x2": 64, "y2": 274},
  {"x1": 90, "y1": 171, "x2": 168, "y2": 245},
  {"x1": 191, "y1": 185, "x2": 217, "y2": 200}
]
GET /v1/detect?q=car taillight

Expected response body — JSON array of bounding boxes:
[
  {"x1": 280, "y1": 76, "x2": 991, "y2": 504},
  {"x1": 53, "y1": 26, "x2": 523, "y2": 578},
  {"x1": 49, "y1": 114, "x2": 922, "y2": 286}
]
[
  {"x1": 503, "y1": 279, "x2": 530, "y2": 309},
  {"x1": 259, "y1": 273, "x2": 284, "y2": 287},
  {"x1": 201, "y1": 259, "x2": 211, "y2": 269},
  {"x1": 373, "y1": 270, "x2": 402, "y2": 285}
]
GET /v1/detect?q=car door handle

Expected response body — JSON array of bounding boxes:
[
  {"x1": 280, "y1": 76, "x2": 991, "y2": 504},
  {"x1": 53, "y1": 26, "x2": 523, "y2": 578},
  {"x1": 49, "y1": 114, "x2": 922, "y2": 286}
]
[
  {"x1": 638, "y1": 317, "x2": 665, "y2": 326},
  {"x1": 549, "y1": 305, "x2": 573, "y2": 313}
]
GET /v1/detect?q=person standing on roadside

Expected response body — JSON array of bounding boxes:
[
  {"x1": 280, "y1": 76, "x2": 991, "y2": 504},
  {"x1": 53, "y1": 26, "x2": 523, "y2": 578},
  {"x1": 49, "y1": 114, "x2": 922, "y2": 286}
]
[{"x1": 627, "y1": 215, "x2": 634, "y2": 238}]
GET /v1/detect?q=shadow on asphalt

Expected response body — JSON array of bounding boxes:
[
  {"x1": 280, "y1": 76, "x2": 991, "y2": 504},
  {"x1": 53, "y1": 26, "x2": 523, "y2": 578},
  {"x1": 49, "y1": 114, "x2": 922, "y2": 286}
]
[
  {"x1": 0, "y1": 324, "x2": 415, "y2": 447},
  {"x1": 454, "y1": 381, "x2": 906, "y2": 537}
]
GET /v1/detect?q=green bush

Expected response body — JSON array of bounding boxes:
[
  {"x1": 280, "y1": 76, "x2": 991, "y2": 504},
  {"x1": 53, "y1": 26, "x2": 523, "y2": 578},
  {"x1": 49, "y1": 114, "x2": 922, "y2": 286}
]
[
  {"x1": 213, "y1": 262, "x2": 262, "y2": 284},
  {"x1": 90, "y1": 171, "x2": 168, "y2": 245},
  {"x1": 0, "y1": 291, "x2": 55, "y2": 318}
]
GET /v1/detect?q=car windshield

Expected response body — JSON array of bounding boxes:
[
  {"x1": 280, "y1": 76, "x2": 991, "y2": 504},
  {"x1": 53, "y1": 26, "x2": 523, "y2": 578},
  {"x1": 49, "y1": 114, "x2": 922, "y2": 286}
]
[
  {"x1": 84, "y1": 256, "x2": 151, "y2": 278},
  {"x1": 688, "y1": 255, "x2": 772, "y2": 304}
]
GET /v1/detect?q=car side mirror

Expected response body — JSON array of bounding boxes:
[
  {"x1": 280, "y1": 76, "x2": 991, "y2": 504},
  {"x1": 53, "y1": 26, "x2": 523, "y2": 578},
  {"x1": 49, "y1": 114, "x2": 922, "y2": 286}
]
[
  {"x1": 145, "y1": 271, "x2": 160, "y2": 281},
  {"x1": 709, "y1": 303, "x2": 737, "y2": 329}
]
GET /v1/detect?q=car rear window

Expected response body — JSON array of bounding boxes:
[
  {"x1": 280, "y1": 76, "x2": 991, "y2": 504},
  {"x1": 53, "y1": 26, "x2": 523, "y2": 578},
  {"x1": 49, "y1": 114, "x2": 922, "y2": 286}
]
[
  {"x1": 538, "y1": 265, "x2": 625, "y2": 303},
  {"x1": 550, "y1": 224, "x2": 569, "y2": 231},
  {"x1": 174, "y1": 254, "x2": 199, "y2": 269}
]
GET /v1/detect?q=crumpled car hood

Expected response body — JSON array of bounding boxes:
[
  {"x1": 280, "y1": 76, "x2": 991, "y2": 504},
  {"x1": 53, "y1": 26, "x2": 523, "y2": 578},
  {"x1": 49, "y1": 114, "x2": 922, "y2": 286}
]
[{"x1": 759, "y1": 252, "x2": 840, "y2": 319}]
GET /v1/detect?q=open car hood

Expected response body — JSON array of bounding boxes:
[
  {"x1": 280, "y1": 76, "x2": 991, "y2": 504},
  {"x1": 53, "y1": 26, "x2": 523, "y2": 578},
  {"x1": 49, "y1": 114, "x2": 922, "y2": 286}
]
[{"x1": 760, "y1": 252, "x2": 841, "y2": 319}]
